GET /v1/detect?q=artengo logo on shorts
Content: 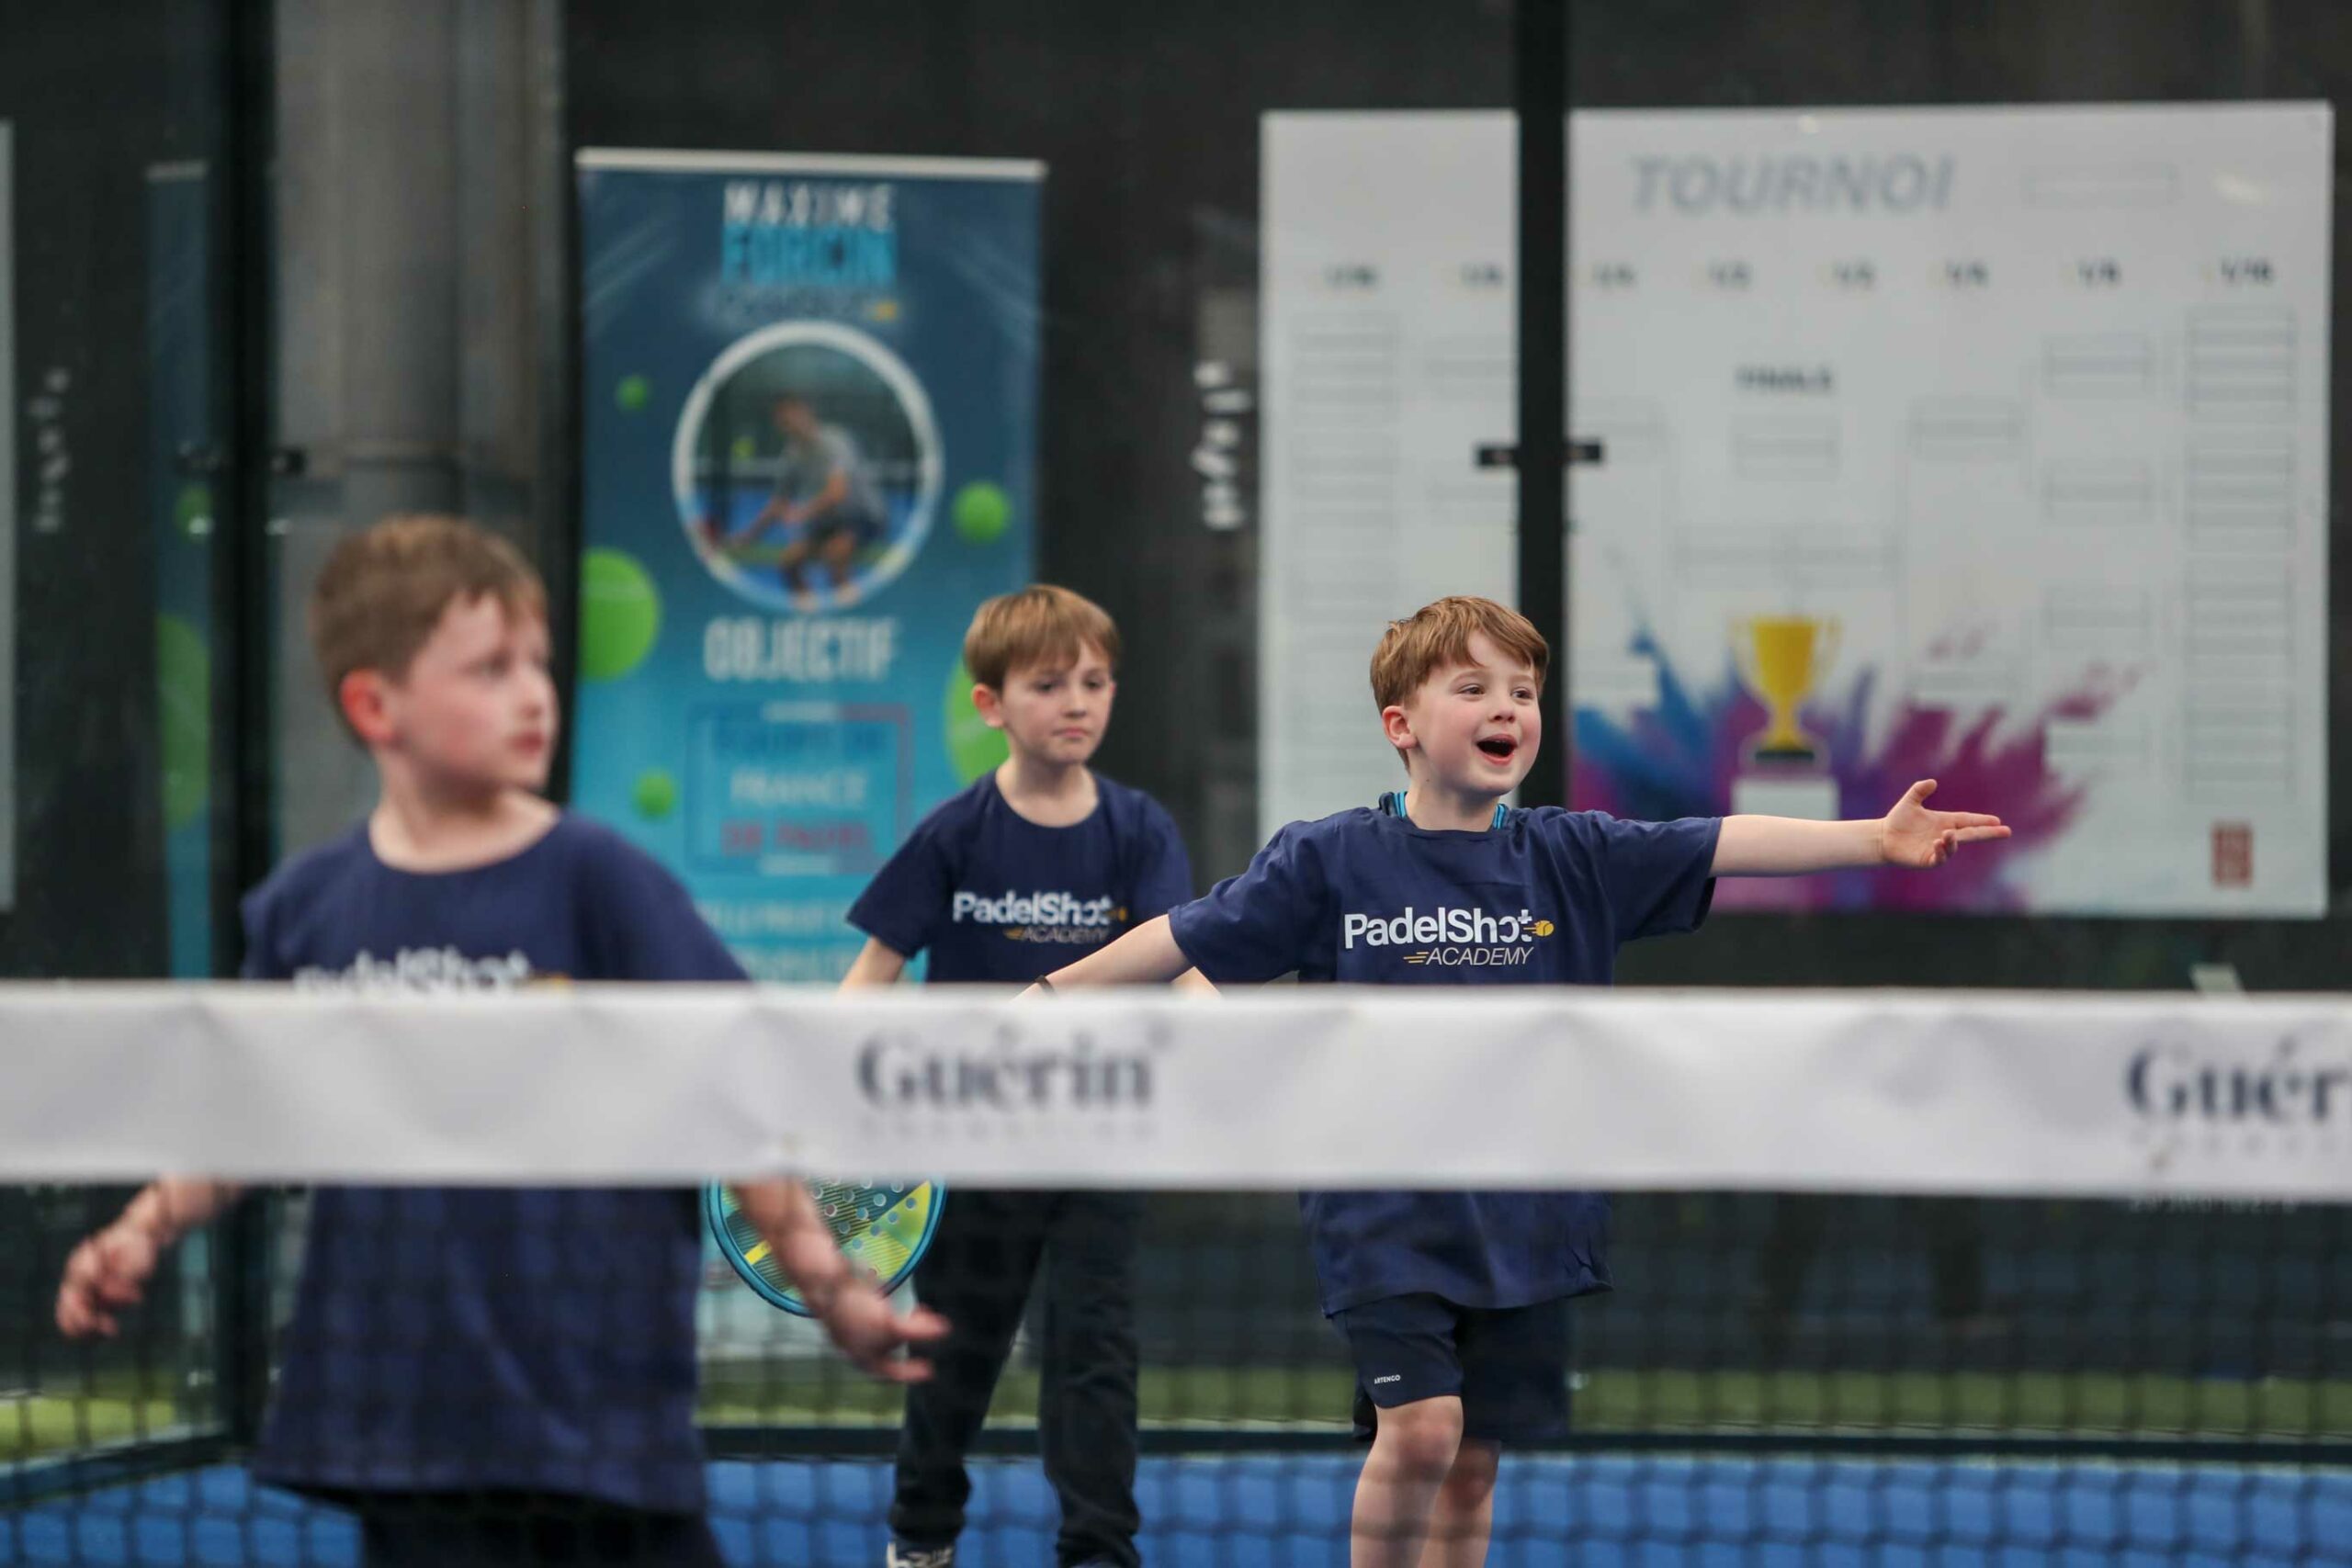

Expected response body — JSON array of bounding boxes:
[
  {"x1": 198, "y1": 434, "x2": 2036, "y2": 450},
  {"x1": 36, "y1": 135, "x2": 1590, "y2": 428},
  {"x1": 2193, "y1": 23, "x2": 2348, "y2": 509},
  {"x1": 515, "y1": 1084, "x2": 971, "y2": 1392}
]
[
  {"x1": 952, "y1": 890, "x2": 1126, "y2": 946},
  {"x1": 1341, "y1": 906, "x2": 1556, "y2": 968}
]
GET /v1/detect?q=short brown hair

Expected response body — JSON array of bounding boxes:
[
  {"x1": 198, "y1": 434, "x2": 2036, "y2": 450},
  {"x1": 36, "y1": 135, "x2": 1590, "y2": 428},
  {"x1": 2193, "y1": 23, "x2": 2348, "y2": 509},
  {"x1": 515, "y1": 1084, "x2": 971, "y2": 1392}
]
[
  {"x1": 308, "y1": 515, "x2": 547, "y2": 705},
  {"x1": 963, "y1": 584, "x2": 1121, "y2": 688},
  {"x1": 1369, "y1": 595, "x2": 1549, "y2": 711}
]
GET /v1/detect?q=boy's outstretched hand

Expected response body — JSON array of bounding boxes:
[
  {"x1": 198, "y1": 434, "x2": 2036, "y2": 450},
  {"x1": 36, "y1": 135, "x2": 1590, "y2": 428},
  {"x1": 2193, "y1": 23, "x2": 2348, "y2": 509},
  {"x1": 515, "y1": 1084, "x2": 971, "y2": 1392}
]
[
  {"x1": 1878, "y1": 779, "x2": 2010, "y2": 868},
  {"x1": 56, "y1": 1218, "x2": 162, "y2": 1339},
  {"x1": 56, "y1": 1179, "x2": 238, "y2": 1339},
  {"x1": 811, "y1": 1276, "x2": 950, "y2": 1384}
]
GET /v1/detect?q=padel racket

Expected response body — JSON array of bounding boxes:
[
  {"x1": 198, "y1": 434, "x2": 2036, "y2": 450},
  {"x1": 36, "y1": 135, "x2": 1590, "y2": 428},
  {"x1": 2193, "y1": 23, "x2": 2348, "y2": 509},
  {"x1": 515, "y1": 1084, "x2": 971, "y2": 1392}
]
[{"x1": 704, "y1": 1179, "x2": 944, "y2": 1316}]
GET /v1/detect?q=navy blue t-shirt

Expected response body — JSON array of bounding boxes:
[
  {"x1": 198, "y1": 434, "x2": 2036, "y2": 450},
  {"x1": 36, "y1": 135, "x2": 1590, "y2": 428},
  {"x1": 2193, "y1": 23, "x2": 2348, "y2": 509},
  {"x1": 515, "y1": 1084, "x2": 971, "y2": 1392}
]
[
  {"x1": 848, "y1": 773, "x2": 1192, "y2": 982},
  {"x1": 1168, "y1": 806, "x2": 1721, "y2": 1314},
  {"x1": 240, "y1": 814, "x2": 741, "y2": 1513}
]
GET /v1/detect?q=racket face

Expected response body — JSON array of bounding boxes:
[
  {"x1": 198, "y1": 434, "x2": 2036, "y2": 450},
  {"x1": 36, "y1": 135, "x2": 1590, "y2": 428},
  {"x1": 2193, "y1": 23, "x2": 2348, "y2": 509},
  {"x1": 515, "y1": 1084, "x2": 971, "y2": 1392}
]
[{"x1": 704, "y1": 1179, "x2": 944, "y2": 1316}]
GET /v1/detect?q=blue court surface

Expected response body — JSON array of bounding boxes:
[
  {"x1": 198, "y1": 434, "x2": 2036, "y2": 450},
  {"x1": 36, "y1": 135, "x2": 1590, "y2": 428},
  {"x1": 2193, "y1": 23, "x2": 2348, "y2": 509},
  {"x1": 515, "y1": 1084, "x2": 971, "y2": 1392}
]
[{"x1": 6, "y1": 1455, "x2": 2347, "y2": 1566}]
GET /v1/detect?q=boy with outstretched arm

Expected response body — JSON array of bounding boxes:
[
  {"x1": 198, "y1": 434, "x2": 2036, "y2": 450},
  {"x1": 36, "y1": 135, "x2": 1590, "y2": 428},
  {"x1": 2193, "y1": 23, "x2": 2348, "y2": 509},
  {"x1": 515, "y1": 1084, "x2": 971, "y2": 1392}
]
[{"x1": 1021, "y1": 595, "x2": 2007, "y2": 1568}]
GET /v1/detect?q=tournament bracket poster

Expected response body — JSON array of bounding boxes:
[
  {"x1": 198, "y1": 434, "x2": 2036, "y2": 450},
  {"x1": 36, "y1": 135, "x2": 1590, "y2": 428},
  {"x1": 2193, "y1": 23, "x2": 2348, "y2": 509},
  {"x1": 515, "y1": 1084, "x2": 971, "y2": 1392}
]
[
  {"x1": 573, "y1": 151, "x2": 1043, "y2": 981},
  {"x1": 1263, "y1": 107, "x2": 2330, "y2": 918}
]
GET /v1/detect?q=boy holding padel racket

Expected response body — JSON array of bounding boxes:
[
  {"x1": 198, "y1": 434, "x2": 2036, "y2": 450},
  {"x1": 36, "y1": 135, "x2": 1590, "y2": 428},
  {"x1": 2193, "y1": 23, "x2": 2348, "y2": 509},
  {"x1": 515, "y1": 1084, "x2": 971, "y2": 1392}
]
[
  {"x1": 1023, "y1": 595, "x2": 2008, "y2": 1568},
  {"x1": 55, "y1": 515, "x2": 942, "y2": 1566},
  {"x1": 842, "y1": 584, "x2": 1207, "y2": 1568}
]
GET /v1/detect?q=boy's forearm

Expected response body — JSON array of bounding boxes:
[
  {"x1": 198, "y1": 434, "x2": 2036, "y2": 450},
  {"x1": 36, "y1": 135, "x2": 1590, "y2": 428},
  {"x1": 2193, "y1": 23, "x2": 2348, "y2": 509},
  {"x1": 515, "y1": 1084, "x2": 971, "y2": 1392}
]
[
  {"x1": 839, "y1": 937, "x2": 908, "y2": 988},
  {"x1": 730, "y1": 1179, "x2": 855, "y2": 1312},
  {"x1": 121, "y1": 1179, "x2": 243, "y2": 1247},
  {"x1": 1042, "y1": 914, "x2": 1193, "y2": 988},
  {"x1": 1711, "y1": 815, "x2": 1883, "y2": 876}
]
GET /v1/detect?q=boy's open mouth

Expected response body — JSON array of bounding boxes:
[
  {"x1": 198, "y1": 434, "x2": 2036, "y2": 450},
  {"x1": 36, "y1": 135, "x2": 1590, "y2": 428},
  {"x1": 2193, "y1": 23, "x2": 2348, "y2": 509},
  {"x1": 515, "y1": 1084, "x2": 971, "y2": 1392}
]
[{"x1": 1476, "y1": 736, "x2": 1518, "y2": 760}]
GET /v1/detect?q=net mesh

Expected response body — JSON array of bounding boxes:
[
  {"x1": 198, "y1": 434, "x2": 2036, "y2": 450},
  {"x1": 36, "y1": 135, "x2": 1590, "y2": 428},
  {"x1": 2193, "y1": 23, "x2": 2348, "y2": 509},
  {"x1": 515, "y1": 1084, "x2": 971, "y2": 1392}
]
[{"x1": 6, "y1": 996, "x2": 2349, "y2": 1566}]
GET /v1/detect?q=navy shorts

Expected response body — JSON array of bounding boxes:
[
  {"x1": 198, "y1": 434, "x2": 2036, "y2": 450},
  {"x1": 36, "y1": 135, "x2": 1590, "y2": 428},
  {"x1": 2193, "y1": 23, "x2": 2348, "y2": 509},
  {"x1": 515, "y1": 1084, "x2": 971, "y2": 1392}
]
[{"x1": 1335, "y1": 1293, "x2": 1571, "y2": 1445}]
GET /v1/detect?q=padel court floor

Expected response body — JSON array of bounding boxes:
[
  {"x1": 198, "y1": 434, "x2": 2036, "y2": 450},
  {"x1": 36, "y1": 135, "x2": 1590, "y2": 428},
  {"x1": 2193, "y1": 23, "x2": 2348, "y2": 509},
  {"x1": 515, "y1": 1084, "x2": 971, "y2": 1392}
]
[{"x1": 8, "y1": 1455, "x2": 2348, "y2": 1565}]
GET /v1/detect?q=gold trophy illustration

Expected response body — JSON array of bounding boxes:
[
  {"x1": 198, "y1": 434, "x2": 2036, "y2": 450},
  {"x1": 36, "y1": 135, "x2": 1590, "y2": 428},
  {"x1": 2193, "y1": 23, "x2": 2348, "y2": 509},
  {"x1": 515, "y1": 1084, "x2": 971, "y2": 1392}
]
[{"x1": 1735, "y1": 615, "x2": 1838, "y2": 765}]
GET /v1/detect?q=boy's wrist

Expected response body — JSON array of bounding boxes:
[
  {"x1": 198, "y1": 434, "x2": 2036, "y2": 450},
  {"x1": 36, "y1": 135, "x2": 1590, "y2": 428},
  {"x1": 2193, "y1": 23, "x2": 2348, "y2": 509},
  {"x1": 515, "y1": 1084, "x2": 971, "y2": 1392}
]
[
  {"x1": 123, "y1": 1188, "x2": 185, "y2": 1248},
  {"x1": 801, "y1": 1269, "x2": 842, "y2": 1316}
]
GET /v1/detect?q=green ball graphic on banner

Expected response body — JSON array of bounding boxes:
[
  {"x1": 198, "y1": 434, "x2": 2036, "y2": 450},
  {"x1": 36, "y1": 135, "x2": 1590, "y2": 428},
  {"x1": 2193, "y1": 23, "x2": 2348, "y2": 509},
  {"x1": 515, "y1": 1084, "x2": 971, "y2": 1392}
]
[
  {"x1": 173, "y1": 483, "x2": 213, "y2": 540},
  {"x1": 578, "y1": 548, "x2": 661, "y2": 682},
  {"x1": 951, "y1": 481, "x2": 1012, "y2": 546},
  {"x1": 943, "y1": 660, "x2": 1009, "y2": 784},
  {"x1": 632, "y1": 769, "x2": 679, "y2": 822},
  {"x1": 616, "y1": 374, "x2": 651, "y2": 412},
  {"x1": 156, "y1": 614, "x2": 209, "y2": 833}
]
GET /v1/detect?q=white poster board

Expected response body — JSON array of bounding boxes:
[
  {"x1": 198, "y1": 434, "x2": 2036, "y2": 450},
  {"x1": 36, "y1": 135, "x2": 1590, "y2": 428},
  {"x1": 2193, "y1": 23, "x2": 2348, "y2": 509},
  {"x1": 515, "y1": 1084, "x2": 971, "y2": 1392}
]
[
  {"x1": 1261, "y1": 106, "x2": 2332, "y2": 918},
  {"x1": 1259, "y1": 114, "x2": 1520, "y2": 834}
]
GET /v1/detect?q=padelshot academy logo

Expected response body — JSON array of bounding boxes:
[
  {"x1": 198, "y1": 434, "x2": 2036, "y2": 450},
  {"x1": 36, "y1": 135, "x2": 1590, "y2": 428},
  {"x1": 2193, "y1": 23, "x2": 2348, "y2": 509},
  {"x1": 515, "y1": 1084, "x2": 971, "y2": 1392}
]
[
  {"x1": 294, "y1": 948, "x2": 540, "y2": 992},
  {"x1": 1342, "y1": 905, "x2": 1556, "y2": 969},
  {"x1": 952, "y1": 889, "x2": 1127, "y2": 947}
]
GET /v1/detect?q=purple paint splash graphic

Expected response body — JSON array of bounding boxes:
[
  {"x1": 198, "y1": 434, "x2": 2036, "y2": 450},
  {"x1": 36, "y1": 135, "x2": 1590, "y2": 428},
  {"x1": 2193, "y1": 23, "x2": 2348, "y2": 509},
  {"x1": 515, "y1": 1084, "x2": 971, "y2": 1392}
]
[{"x1": 1571, "y1": 636, "x2": 2120, "y2": 912}]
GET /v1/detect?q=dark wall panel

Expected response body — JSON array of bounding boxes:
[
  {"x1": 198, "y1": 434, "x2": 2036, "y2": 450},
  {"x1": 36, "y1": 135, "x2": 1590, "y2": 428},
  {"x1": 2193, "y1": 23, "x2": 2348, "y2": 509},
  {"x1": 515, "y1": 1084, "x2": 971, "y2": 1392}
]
[
  {"x1": 0, "y1": 0, "x2": 227, "y2": 976},
  {"x1": 568, "y1": 0, "x2": 2350, "y2": 989}
]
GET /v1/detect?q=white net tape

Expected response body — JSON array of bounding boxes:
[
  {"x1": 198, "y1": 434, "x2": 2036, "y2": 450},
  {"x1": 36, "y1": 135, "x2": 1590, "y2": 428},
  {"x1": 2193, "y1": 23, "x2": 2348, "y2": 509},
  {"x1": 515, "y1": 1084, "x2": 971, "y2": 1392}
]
[{"x1": 0, "y1": 985, "x2": 2345, "y2": 1197}]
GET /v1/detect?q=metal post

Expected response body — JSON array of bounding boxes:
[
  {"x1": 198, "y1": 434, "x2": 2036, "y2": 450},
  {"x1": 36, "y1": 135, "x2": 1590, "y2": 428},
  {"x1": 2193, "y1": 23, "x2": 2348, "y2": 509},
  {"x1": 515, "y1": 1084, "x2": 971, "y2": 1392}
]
[
  {"x1": 214, "y1": 0, "x2": 277, "y2": 1448},
  {"x1": 1515, "y1": 0, "x2": 1569, "y2": 807}
]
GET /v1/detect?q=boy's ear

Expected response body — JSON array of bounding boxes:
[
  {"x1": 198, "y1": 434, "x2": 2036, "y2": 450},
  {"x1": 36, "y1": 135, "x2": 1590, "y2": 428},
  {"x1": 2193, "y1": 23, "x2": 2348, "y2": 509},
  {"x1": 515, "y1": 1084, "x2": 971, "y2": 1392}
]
[
  {"x1": 1380, "y1": 704, "x2": 1418, "y2": 753},
  {"x1": 971, "y1": 683, "x2": 1007, "y2": 732},
  {"x1": 338, "y1": 669, "x2": 397, "y2": 748}
]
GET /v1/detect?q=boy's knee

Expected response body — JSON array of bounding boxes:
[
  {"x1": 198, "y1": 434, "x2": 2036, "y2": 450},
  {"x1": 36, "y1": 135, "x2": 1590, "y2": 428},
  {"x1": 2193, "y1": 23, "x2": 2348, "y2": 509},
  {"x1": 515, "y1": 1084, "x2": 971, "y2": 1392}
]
[
  {"x1": 1370, "y1": 1397, "x2": 1464, "y2": 1478},
  {"x1": 1440, "y1": 1440, "x2": 1500, "y2": 1508}
]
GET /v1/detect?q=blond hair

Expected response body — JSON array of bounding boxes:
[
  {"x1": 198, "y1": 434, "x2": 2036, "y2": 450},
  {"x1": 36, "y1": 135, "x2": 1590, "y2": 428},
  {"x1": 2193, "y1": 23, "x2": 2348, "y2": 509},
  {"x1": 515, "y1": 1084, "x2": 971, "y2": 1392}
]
[
  {"x1": 963, "y1": 584, "x2": 1121, "y2": 688},
  {"x1": 1369, "y1": 595, "x2": 1549, "y2": 712},
  {"x1": 308, "y1": 515, "x2": 547, "y2": 707}
]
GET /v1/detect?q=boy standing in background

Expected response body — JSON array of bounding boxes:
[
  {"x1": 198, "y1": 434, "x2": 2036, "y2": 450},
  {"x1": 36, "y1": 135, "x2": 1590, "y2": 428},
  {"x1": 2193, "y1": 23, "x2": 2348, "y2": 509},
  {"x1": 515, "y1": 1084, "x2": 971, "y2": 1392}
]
[{"x1": 843, "y1": 585, "x2": 1204, "y2": 1568}]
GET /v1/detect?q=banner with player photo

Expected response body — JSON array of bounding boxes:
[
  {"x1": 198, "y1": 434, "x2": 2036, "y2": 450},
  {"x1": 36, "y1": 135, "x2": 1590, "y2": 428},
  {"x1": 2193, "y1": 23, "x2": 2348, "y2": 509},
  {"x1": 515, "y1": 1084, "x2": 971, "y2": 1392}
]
[
  {"x1": 147, "y1": 162, "x2": 216, "y2": 978},
  {"x1": 572, "y1": 151, "x2": 1043, "y2": 981}
]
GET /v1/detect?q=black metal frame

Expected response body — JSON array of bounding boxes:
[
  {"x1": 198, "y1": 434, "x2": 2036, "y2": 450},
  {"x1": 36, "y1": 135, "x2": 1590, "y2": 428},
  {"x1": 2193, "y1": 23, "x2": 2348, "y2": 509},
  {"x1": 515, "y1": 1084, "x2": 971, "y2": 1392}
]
[
  {"x1": 7, "y1": 1436, "x2": 237, "y2": 1511},
  {"x1": 704, "y1": 1424, "x2": 2352, "y2": 1467},
  {"x1": 540, "y1": 0, "x2": 585, "y2": 807},
  {"x1": 212, "y1": 0, "x2": 277, "y2": 1451},
  {"x1": 1515, "y1": 0, "x2": 1569, "y2": 807}
]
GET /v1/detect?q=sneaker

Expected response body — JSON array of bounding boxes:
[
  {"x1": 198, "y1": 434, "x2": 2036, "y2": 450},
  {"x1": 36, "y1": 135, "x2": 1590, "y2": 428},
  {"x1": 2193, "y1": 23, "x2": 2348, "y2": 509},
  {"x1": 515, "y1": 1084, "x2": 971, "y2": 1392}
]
[{"x1": 886, "y1": 1542, "x2": 956, "y2": 1568}]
